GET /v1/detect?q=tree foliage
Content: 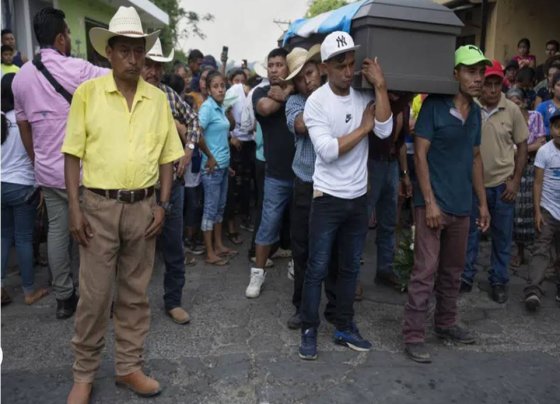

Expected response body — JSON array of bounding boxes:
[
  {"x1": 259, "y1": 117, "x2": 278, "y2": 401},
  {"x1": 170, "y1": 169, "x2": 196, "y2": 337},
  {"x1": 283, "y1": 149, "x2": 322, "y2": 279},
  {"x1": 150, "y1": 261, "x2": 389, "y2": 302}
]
[
  {"x1": 152, "y1": 0, "x2": 214, "y2": 62},
  {"x1": 305, "y1": 0, "x2": 348, "y2": 18}
]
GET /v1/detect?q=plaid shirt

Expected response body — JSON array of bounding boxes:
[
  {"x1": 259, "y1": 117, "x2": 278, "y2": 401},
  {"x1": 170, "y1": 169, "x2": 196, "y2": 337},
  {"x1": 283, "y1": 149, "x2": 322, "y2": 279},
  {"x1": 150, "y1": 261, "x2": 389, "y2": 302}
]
[
  {"x1": 159, "y1": 83, "x2": 201, "y2": 145},
  {"x1": 286, "y1": 93, "x2": 315, "y2": 183}
]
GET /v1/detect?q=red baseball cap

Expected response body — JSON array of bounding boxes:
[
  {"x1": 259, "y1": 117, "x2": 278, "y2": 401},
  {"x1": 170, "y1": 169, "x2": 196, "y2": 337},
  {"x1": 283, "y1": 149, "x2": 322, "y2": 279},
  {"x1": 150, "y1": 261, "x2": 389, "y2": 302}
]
[{"x1": 485, "y1": 60, "x2": 505, "y2": 79}]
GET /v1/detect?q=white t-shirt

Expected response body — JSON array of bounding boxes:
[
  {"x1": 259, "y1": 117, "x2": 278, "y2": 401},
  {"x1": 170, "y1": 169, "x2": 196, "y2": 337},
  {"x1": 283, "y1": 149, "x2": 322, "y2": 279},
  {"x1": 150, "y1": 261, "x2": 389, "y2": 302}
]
[
  {"x1": 534, "y1": 140, "x2": 560, "y2": 220},
  {"x1": 184, "y1": 161, "x2": 201, "y2": 188},
  {"x1": 225, "y1": 83, "x2": 253, "y2": 142},
  {"x1": 1, "y1": 110, "x2": 35, "y2": 186},
  {"x1": 303, "y1": 83, "x2": 392, "y2": 199}
]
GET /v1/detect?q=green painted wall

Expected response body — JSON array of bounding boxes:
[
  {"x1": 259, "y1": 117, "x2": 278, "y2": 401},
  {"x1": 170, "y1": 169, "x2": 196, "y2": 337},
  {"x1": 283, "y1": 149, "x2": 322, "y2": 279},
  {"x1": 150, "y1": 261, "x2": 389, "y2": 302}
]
[{"x1": 58, "y1": 0, "x2": 115, "y2": 59}]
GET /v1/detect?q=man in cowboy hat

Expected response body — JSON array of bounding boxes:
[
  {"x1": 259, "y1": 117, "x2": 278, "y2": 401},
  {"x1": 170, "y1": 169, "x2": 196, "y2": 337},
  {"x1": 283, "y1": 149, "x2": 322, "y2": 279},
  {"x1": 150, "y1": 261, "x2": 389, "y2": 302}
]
[
  {"x1": 142, "y1": 38, "x2": 202, "y2": 324},
  {"x1": 12, "y1": 7, "x2": 109, "y2": 319},
  {"x1": 63, "y1": 6, "x2": 184, "y2": 403},
  {"x1": 283, "y1": 44, "x2": 336, "y2": 330}
]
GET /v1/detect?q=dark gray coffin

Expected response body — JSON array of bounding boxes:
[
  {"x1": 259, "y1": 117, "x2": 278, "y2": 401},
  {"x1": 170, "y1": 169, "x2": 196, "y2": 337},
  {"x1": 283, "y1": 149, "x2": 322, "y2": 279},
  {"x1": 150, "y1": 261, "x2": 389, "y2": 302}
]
[{"x1": 283, "y1": 0, "x2": 464, "y2": 94}]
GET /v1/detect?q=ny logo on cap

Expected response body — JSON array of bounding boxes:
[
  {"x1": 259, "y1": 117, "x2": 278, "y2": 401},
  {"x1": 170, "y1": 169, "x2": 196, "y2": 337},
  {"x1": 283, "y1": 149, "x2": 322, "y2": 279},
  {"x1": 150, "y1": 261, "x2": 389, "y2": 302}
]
[{"x1": 336, "y1": 35, "x2": 348, "y2": 48}]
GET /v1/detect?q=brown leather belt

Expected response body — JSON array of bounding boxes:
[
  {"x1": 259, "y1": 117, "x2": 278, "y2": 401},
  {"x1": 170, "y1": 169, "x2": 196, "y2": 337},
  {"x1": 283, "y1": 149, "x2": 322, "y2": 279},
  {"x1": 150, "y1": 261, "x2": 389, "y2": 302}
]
[{"x1": 87, "y1": 187, "x2": 154, "y2": 203}]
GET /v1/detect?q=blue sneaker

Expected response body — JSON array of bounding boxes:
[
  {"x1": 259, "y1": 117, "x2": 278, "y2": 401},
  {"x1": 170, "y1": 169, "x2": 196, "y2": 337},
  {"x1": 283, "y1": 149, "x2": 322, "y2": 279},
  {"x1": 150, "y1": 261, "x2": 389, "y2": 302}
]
[
  {"x1": 299, "y1": 328, "x2": 318, "y2": 360},
  {"x1": 333, "y1": 323, "x2": 372, "y2": 352}
]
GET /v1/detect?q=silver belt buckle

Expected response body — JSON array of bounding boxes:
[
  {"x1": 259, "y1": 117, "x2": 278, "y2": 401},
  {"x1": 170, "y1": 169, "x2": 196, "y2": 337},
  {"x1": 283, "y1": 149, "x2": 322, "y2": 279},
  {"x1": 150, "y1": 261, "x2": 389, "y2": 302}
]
[{"x1": 116, "y1": 189, "x2": 126, "y2": 203}]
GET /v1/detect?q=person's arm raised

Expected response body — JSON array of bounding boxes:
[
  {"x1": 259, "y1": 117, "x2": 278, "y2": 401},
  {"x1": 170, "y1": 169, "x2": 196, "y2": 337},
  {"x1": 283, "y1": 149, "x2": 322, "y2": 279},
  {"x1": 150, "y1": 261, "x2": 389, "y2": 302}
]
[
  {"x1": 255, "y1": 84, "x2": 294, "y2": 117},
  {"x1": 362, "y1": 57, "x2": 392, "y2": 138}
]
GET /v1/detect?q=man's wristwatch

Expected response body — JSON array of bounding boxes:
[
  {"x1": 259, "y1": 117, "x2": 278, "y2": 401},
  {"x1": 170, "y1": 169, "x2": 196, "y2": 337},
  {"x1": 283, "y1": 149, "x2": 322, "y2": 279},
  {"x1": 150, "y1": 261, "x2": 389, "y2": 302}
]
[
  {"x1": 186, "y1": 142, "x2": 195, "y2": 150},
  {"x1": 400, "y1": 170, "x2": 408, "y2": 178},
  {"x1": 157, "y1": 201, "x2": 172, "y2": 215}
]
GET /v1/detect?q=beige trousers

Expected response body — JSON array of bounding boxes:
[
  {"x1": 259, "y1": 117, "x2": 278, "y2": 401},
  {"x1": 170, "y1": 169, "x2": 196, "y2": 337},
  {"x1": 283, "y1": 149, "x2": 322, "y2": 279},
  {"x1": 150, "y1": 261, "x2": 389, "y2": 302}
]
[{"x1": 71, "y1": 189, "x2": 156, "y2": 382}]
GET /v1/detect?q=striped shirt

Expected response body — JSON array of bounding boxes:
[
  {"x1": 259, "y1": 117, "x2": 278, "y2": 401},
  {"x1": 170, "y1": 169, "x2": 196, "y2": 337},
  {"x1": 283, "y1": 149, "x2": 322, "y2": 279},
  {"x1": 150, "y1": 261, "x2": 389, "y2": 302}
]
[
  {"x1": 159, "y1": 83, "x2": 201, "y2": 145},
  {"x1": 286, "y1": 93, "x2": 315, "y2": 183}
]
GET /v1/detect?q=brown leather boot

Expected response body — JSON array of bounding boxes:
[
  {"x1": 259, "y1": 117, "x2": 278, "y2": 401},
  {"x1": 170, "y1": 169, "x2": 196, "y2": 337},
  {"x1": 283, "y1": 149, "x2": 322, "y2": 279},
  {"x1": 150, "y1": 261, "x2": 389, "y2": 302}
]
[
  {"x1": 167, "y1": 307, "x2": 190, "y2": 324},
  {"x1": 66, "y1": 382, "x2": 92, "y2": 404},
  {"x1": 115, "y1": 370, "x2": 161, "y2": 397},
  {"x1": 24, "y1": 287, "x2": 49, "y2": 305}
]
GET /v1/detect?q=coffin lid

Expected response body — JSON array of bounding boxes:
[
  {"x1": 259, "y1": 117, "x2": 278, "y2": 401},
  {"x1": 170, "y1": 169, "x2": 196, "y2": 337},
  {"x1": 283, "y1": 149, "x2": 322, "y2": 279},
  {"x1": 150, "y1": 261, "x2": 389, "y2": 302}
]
[{"x1": 353, "y1": 0, "x2": 463, "y2": 28}]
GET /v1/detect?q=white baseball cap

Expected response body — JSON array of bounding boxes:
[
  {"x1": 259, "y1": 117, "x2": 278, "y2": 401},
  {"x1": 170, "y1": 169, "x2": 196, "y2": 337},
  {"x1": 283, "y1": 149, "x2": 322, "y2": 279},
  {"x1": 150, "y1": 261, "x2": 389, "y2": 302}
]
[{"x1": 320, "y1": 31, "x2": 360, "y2": 62}]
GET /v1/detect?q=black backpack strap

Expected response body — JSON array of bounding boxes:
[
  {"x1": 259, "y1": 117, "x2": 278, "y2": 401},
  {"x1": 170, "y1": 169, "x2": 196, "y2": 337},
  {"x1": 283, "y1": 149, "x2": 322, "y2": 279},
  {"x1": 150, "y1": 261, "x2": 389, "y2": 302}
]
[{"x1": 32, "y1": 53, "x2": 73, "y2": 104}]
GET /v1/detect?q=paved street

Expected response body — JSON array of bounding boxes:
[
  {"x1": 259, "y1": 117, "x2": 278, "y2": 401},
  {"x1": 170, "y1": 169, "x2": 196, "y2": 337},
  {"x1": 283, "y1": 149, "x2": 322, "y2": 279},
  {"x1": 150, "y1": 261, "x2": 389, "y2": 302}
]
[{"x1": 1, "y1": 228, "x2": 559, "y2": 404}]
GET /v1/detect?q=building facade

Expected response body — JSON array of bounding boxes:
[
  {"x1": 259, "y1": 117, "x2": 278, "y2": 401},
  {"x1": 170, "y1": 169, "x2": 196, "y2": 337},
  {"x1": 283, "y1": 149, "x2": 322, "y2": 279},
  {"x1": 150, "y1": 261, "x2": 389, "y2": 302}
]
[
  {"x1": 438, "y1": 0, "x2": 560, "y2": 65},
  {"x1": 1, "y1": 0, "x2": 169, "y2": 64}
]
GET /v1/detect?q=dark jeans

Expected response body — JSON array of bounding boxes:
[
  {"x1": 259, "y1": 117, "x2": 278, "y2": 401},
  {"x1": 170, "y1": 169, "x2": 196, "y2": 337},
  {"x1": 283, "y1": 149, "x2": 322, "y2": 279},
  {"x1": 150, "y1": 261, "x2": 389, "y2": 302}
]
[
  {"x1": 157, "y1": 180, "x2": 186, "y2": 310},
  {"x1": 1, "y1": 182, "x2": 37, "y2": 293},
  {"x1": 463, "y1": 183, "x2": 515, "y2": 286},
  {"x1": 184, "y1": 183, "x2": 203, "y2": 229},
  {"x1": 524, "y1": 208, "x2": 560, "y2": 298},
  {"x1": 290, "y1": 178, "x2": 337, "y2": 312},
  {"x1": 226, "y1": 140, "x2": 255, "y2": 220},
  {"x1": 367, "y1": 159, "x2": 399, "y2": 276},
  {"x1": 301, "y1": 193, "x2": 368, "y2": 331}
]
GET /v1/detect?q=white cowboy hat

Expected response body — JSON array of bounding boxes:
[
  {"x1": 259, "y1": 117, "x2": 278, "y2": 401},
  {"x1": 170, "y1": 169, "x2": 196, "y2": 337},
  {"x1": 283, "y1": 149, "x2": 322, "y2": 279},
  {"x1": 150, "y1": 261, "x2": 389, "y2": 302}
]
[
  {"x1": 253, "y1": 61, "x2": 268, "y2": 79},
  {"x1": 284, "y1": 44, "x2": 321, "y2": 81},
  {"x1": 146, "y1": 38, "x2": 174, "y2": 63},
  {"x1": 89, "y1": 6, "x2": 159, "y2": 58}
]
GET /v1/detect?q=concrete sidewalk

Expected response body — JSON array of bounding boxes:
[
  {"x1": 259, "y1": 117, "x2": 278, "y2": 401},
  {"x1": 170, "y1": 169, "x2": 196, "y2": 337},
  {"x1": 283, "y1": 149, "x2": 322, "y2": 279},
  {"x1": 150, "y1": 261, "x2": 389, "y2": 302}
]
[{"x1": 1, "y1": 229, "x2": 559, "y2": 403}]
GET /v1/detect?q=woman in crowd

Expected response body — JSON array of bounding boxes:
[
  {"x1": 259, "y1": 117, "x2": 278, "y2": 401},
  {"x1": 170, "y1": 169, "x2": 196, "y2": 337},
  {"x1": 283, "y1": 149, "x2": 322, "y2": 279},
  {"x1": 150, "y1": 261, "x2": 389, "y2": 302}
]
[
  {"x1": 512, "y1": 38, "x2": 537, "y2": 69},
  {"x1": 1, "y1": 73, "x2": 48, "y2": 305},
  {"x1": 515, "y1": 67, "x2": 537, "y2": 109},
  {"x1": 183, "y1": 66, "x2": 215, "y2": 257},
  {"x1": 507, "y1": 88, "x2": 547, "y2": 267},
  {"x1": 536, "y1": 72, "x2": 560, "y2": 139},
  {"x1": 535, "y1": 57, "x2": 560, "y2": 107},
  {"x1": 199, "y1": 71, "x2": 237, "y2": 265}
]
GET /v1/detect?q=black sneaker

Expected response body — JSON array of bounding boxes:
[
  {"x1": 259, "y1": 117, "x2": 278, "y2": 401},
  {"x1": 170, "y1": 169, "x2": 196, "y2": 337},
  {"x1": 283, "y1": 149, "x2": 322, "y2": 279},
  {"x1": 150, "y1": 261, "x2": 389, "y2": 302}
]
[
  {"x1": 404, "y1": 343, "x2": 432, "y2": 363},
  {"x1": 184, "y1": 240, "x2": 205, "y2": 255},
  {"x1": 434, "y1": 325, "x2": 475, "y2": 344},
  {"x1": 299, "y1": 328, "x2": 318, "y2": 360},
  {"x1": 525, "y1": 293, "x2": 541, "y2": 311},
  {"x1": 333, "y1": 323, "x2": 372, "y2": 352},
  {"x1": 56, "y1": 291, "x2": 78, "y2": 320},
  {"x1": 287, "y1": 312, "x2": 302, "y2": 330},
  {"x1": 459, "y1": 280, "x2": 472, "y2": 293},
  {"x1": 374, "y1": 272, "x2": 400, "y2": 288},
  {"x1": 491, "y1": 285, "x2": 508, "y2": 303},
  {"x1": 240, "y1": 222, "x2": 254, "y2": 232}
]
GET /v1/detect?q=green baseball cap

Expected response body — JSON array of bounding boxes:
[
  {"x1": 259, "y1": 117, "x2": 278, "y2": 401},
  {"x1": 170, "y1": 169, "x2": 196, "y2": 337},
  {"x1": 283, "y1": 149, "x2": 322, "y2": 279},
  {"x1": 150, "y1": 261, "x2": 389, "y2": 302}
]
[{"x1": 455, "y1": 45, "x2": 492, "y2": 68}]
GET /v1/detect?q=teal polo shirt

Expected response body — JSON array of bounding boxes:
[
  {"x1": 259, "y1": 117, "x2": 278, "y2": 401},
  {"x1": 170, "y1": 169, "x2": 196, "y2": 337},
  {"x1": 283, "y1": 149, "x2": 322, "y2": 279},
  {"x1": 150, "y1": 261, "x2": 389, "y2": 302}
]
[
  {"x1": 413, "y1": 95, "x2": 482, "y2": 216},
  {"x1": 199, "y1": 96, "x2": 231, "y2": 170}
]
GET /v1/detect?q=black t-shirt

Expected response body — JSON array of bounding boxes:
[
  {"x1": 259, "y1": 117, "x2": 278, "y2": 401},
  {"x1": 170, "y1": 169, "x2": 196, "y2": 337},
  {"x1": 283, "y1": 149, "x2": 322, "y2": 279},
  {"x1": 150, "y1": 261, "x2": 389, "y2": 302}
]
[
  {"x1": 252, "y1": 85, "x2": 295, "y2": 180},
  {"x1": 369, "y1": 100, "x2": 408, "y2": 160}
]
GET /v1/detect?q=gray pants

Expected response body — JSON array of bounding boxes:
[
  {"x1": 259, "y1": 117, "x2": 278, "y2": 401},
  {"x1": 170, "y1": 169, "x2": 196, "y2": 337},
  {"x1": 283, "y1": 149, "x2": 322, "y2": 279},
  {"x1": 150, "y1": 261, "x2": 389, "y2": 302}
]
[
  {"x1": 525, "y1": 208, "x2": 560, "y2": 298},
  {"x1": 42, "y1": 187, "x2": 79, "y2": 300}
]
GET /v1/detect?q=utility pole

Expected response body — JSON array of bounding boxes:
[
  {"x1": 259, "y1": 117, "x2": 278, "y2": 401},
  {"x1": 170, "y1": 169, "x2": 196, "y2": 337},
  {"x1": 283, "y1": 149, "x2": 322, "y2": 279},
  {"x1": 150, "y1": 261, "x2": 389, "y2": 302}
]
[{"x1": 273, "y1": 19, "x2": 291, "y2": 32}]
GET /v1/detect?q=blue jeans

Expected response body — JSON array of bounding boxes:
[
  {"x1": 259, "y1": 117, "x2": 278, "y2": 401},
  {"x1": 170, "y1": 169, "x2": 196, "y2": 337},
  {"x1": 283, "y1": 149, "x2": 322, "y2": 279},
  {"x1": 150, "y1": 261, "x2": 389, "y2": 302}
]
[
  {"x1": 367, "y1": 159, "x2": 399, "y2": 276},
  {"x1": 301, "y1": 193, "x2": 368, "y2": 330},
  {"x1": 1, "y1": 182, "x2": 37, "y2": 293},
  {"x1": 201, "y1": 168, "x2": 228, "y2": 231},
  {"x1": 157, "y1": 181, "x2": 186, "y2": 310},
  {"x1": 462, "y1": 183, "x2": 515, "y2": 286},
  {"x1": 255, "y1": 176, "x2": 293, "y2": 245}
]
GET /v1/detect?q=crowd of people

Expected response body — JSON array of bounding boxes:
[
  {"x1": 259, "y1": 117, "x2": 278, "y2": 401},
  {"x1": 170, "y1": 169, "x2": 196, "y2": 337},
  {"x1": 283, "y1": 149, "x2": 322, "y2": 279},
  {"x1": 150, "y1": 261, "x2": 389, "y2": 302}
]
[{"x1": 1, "y1": 5, "x2": 559, "y2": 404}]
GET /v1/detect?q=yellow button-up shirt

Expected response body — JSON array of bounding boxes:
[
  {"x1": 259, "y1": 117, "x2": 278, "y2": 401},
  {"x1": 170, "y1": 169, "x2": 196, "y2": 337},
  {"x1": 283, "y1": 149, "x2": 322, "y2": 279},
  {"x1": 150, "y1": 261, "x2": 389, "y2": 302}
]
[{"x1": 62, "y1": 73, "x2": 184, "y2": 189}]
